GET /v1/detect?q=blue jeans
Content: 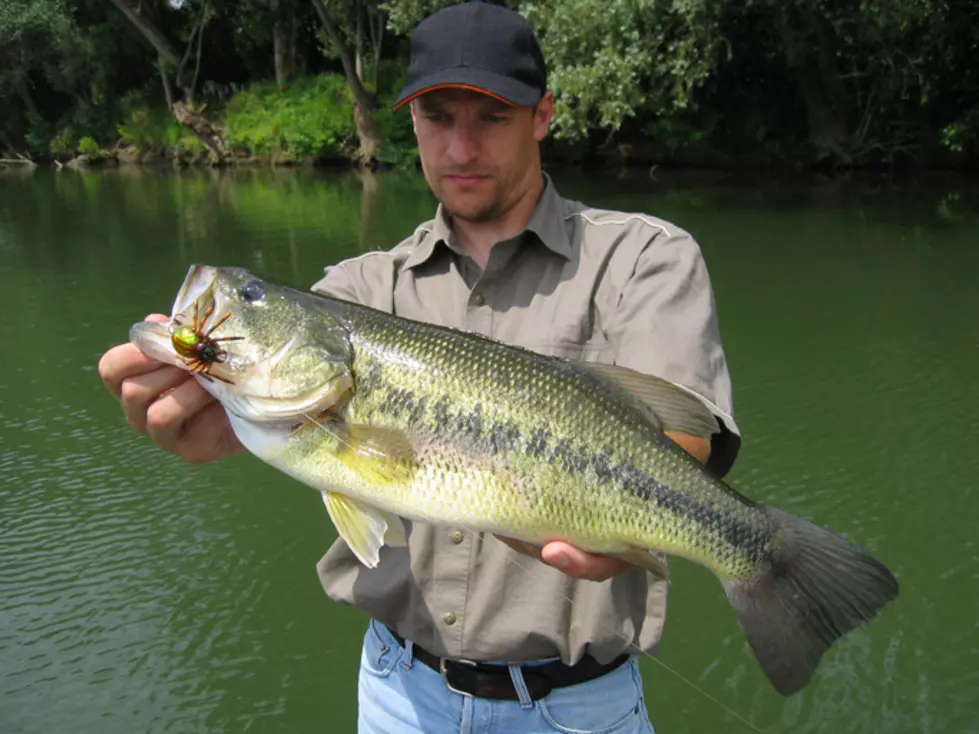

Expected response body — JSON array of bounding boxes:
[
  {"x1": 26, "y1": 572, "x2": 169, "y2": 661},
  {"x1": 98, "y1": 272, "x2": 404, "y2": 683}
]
[{"x1": 358, "y1": 619, "x2": 655, "y2": 733}]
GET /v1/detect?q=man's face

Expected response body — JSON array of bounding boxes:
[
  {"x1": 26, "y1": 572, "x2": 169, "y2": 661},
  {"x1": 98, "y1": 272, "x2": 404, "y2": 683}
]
[{"x1": 411, "y1": 89, "x2": 553, "y2": 223}]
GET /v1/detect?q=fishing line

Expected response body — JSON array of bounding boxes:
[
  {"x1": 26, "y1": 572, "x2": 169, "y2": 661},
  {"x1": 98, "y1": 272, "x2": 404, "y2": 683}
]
[
  {"x1": 497, "y1": 543, "x2": 765, "y2": 733},
  {"x1": 299, "y1": 412, "x2": 764, "y2": 731}
]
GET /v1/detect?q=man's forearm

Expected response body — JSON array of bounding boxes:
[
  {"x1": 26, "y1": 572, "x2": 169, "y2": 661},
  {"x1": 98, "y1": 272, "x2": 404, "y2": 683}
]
[{"x1": 664, "y1": 431, "x2": 711, "y2": 465}]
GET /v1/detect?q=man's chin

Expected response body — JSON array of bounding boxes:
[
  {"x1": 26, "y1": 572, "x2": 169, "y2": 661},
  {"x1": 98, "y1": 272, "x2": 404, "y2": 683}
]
[
  {"x1": 440, "y1": 196, "x2": 501, "y2": 224},
  {"x1": 444, "y1": 206, "x2": 500, "y2": 223}
]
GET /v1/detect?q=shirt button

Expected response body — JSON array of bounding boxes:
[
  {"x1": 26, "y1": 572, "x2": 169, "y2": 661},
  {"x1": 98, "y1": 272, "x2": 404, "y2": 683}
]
[
  {"x1": 450, "y1": 530, "x2": 464, "y2": 544},
  {"x1": 443, "y1": 612, "x2": 457, "y2": 626},
  {"x1": 472, "y1": 293, "x2": 485, "y2": 306}
]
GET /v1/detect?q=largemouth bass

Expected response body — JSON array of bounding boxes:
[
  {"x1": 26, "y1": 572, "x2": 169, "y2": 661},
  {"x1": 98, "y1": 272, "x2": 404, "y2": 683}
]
[{"x1": 130, "y1": 264, "x2": 899, "y2": 697}]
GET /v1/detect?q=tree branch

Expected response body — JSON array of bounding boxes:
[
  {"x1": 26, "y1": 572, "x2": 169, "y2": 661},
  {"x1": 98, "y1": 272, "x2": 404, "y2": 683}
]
[
  {"x1": 309, "y1": 0, "x2": 375, "y2": 109},
  {"x1": 106, "y1": 0, "x2": 181, "y2": 67}
]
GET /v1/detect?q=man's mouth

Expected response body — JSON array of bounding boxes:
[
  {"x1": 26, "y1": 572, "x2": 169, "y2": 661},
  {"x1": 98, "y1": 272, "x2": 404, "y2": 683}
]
[{"x1": 447, "y1": 174, "x2": 487, "y2": 185}]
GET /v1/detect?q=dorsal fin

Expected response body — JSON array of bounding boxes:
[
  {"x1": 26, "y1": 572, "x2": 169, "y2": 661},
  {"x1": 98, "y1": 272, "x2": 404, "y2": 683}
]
[{"x1": 577, "y1": 362, "x2": 719, "y2": 438}]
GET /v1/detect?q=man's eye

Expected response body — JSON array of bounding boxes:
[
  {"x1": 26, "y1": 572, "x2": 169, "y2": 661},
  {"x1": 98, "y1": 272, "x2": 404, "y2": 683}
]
[
  {"x1": 426, "y1": 114, "x2": 447, "y2": 123},
  {"x1": 486, "y1": 115, "x2": 508, "y2": 124}
]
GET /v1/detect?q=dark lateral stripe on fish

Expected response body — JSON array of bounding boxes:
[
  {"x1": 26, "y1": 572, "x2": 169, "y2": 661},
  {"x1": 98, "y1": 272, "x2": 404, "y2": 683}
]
[{"x1": 372, "y1": 394, "x2": 768, "y2": 562}]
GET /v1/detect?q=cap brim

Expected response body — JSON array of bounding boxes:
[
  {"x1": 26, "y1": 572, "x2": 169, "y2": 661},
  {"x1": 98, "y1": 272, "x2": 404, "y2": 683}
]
[{"x1": 393, "y1": 67, "x2": 542, "y2": 110}]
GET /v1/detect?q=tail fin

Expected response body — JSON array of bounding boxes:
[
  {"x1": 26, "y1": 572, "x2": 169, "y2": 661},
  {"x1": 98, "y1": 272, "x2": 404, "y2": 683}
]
[{"x1": 722, "y1": 508, "x2": 899, "y2": 696}]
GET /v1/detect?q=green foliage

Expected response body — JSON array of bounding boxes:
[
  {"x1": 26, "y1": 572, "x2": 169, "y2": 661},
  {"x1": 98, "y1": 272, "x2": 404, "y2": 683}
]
[
  {"x1": 2, "y1": 0, "x2": 974, "y2": 169},
  {"x1": 118, "y1": 105, "x2": 169, "y2": 152},
  {"x1": 941, "y1": 109, "x2": 979, "y2": 155},
  {"x1": 116, "y1": 103, "x2": 204, "y2": 158},
  {"x1": 524, "y1": 0, "x2": 725, "y2": 141},
  {"x1": 224, "y1": 75, "x2": 356, "y2": 159},
  {"x1": 49, "y1": 131, "x2": 73, "y2": 157},
  {"x1": 371, "y1": 61, "x2": 417, "y2": 167},
  {"x1": 77, "y1": 136, "x2": 100, "y2": 156}
]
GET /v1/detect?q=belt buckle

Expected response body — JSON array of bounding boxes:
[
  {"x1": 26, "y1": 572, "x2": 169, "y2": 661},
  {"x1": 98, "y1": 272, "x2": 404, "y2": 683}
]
[{"x1": 440, "y1": 658, "x2": 477, "y2": 698}]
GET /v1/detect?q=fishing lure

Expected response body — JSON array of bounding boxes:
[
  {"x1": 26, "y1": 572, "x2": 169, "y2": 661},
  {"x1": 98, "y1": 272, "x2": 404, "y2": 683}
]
[{"x1": 170, "y1": 301, "x2": 243, "y2": 384}]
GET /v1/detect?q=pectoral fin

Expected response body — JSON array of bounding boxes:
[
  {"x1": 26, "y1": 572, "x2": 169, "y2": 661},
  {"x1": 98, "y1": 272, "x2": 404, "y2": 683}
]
[
  {"x1": 577, "y1": 363, "x2": 719, "y2": 439},
  {"x1": 613, "y1": 547, "x2": 671, "y2": 582},
  {"x1": 322, "y1": 491, "x2": 406, "y2": 567},
  {"x1": 334, "y1": 424, "x2": 418, "y2": 486}
]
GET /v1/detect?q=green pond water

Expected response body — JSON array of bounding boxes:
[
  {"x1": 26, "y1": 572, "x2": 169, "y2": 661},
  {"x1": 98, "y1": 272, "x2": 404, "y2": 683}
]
[{"x1": 1, "y1": 165, "x2": 977, "y2": 733}]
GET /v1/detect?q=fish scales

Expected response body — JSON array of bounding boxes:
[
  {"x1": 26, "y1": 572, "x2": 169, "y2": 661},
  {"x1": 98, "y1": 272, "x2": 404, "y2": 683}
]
[{"x1": 322, "y1": 304, "x2": 773, "y2": 580}]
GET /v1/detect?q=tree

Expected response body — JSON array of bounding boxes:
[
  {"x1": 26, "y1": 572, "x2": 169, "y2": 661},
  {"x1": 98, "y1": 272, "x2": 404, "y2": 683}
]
[
  {"x1": 106, "y1": 0, "x2": 226, "y2": 159},
  {"x1": 310, "y1": 0, "x2": 382, "y2": 166}
]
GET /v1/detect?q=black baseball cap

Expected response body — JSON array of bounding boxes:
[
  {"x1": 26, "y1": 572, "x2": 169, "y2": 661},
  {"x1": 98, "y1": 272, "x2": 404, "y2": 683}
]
[{"x1": 392, "y1": 1, "x2": 547, "y2": 110}]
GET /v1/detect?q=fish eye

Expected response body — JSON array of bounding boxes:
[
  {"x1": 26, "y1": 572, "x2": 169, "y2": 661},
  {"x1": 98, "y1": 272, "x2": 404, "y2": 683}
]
[{"x1": 240, "y1": 279, "x2": 265, "y2": 303}]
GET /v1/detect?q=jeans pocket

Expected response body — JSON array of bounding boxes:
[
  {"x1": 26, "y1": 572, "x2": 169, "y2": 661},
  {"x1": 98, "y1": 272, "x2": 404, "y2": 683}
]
[
  {"x1": 538, "y1": 658, "x2": 646, "y2": 734},
  {"x1": 360, "y1": 620, "x2": 405, "y2": 679}
]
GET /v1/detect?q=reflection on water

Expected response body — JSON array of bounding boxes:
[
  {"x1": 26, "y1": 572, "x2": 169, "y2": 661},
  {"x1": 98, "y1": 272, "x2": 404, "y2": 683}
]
[{"x1": 1, "y1": 167, "x2": 977, "y2": 733}]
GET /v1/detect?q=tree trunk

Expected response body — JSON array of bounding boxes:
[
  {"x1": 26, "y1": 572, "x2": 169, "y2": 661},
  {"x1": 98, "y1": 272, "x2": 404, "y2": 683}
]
[
  {"x1": 355, "y1": 0, "x2": 364, "y2": 82},
  {"x1": 173, "y1": 100, "x2": 226, "y2": 162},
  {"x1": 287, "y1": 10, "x2": 299, "y2": 78},
  {"x1": 274, "y1": 25, "x2": 287, "y2": 87},
  {"x1": 106, "y1": 0, "x2": 180, "y2": 67},
  {"x1": 369, "y1": 10, "x2": 383, "y2": 89},
  {"x1": 159, "y1": 58, "x2": 175, "y2": 109},
  {"x1": 773, "y1": 4, "x2": 849, "y2": 165},
  {"x1": 310, "y1": 0, "x2": 381, "y2": 166},
  {"x1": 14, "y1": 79, "x2": 40, "y2": 119},
  {"x1": 353, "y1": 101, "x2": 381, "y2": 168},
  {"x1": 109, "y1": 0, "x2": 225, "y2": 160},
  {"x1": 356, "y1": 167, "x2": 381, "y2": 252}
]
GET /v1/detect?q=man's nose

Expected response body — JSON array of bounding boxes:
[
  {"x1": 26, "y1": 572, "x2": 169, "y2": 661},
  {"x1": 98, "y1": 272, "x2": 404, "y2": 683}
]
[{"x1": 446, "y1": 123, "x2": 479, "y2": 164}]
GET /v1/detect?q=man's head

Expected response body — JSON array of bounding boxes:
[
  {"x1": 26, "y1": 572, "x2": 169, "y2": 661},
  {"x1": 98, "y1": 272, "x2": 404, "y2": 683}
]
[{"x1": 393, "y1": 1, "x2": 553, "y2": 224}]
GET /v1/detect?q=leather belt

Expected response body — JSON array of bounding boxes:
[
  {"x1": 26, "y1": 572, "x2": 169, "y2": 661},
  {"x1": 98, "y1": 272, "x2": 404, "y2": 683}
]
[{"x1": 387, "y1": 627, "x2": 630, "y2": 701}]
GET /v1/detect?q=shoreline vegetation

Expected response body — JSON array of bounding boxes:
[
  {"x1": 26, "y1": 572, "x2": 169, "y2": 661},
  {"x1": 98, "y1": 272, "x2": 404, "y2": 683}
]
[{"x1": 3, "y1": 2, "x2": 977, "y2": 177}]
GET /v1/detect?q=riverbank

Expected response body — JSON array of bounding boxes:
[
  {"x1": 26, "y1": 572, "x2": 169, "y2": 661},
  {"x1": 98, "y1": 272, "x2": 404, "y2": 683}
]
[{"x1": 4, "y1": 73, "x2": 974, "y2": 177}]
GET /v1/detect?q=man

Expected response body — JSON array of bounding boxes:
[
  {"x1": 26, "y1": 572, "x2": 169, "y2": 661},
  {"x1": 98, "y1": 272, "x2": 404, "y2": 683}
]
[{"x1": 98, "y1": 2, "x2": 740, "y2": 732}]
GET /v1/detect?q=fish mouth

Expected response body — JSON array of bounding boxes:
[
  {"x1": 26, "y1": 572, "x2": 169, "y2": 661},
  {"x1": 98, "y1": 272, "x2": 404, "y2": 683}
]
[
  {"x1": 173, "y1": 264, "x2": 218, "y2": 316},
  {"x1": 128, "y1": 320, "x2": 185, "y2": 368},
  {"x1": 128, "y1": 264, "x2": 237, "y2": 384}
]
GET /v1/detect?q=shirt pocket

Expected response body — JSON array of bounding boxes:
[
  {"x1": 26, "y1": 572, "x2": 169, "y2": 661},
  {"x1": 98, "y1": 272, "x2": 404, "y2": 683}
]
[{"x1": 513, "y1": 292, "x2": 613, "y2": 363}]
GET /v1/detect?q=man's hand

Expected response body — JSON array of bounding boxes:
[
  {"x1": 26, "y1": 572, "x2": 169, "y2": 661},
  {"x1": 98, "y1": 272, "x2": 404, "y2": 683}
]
[
  {"x1": 497, "y1": 432, "x2": 711, "y2": 582},
  {"x1": 98, "y1": 314, "x2": 244, "y2": 464},
  {"x1": 496, "y1": 536, "x2": 633, "y2": 582}
]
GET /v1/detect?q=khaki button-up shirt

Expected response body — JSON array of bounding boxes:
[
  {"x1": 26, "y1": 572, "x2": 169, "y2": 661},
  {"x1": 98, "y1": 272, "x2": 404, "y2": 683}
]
[{"x1": 310, "y1": 174, "x2": 740, "y2": 666}]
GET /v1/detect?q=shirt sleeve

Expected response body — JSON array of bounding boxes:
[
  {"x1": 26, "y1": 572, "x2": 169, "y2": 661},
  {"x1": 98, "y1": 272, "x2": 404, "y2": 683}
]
[
  {"x1": 607, "y1": 228, "x2": 741, "y2": 478},
  {"x1": 310, "y1": 261, "x2": 364, "y2": 301},
  {"x1": 309, "y1": 252, "x2": 401, "y2": 313}
]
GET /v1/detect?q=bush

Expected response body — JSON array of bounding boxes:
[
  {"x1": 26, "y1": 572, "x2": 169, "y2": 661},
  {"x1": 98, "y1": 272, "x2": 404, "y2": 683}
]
[
  {"x1": 117, "y1": 106, "x2": 169, "y2": 152},
  {"x1": 224, "y1": 74, "x2": 356, "y2": 159},
  {"x1": 77, "y1": 136, "x2": 100, "y2": 156}
]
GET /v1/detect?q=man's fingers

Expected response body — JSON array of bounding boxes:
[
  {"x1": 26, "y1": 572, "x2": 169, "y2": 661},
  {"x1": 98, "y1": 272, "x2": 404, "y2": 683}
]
[
  {"x1": 540, "y1": 541, "x2": 631, "y2": 582},
  {"x1": 495, "y1": 535, "x2": 543, "y2": 560},
  {"x1": 118, "y1": 366, "x2": 194, "y2": 434},
  {"x1": 145, "y1": 378, "x2": 217, "y2": 451},
  {"x1": 97, "y1": 314, "x2": 172, "y2": 398},
  {"x1": 99, "y1": 343, "x2": 172, "y2": 400},
  {"x1": 177, "y1": 402, "x2": 241, "y2": 463}
]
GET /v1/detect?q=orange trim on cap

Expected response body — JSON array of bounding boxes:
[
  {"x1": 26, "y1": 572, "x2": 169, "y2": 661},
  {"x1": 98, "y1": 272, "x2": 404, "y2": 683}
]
[{"x1": 392, "y1": 84, "x2": 518, "y2": 110}]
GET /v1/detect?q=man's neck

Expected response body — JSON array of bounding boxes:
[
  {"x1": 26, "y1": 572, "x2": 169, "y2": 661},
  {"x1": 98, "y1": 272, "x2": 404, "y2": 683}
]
[{"x1": 452, "y1": 173, "x2": 545, "y2": 269}]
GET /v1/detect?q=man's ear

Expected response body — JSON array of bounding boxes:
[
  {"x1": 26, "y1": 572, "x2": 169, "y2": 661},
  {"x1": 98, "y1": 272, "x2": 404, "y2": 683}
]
[{"x1": 533, "y1": 91, "x2": 555, "y2": 141}]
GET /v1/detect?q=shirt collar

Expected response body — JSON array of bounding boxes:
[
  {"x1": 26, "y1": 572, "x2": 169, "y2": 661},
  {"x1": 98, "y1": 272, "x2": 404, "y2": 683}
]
[{"x1": 402, "y1": 173, "x2": 572, "y2": 271}]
